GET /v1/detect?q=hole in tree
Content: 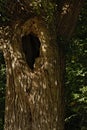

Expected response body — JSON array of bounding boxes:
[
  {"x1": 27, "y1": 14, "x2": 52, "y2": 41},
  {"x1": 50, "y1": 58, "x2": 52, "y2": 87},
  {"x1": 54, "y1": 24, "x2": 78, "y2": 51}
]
[{"x1": 22, "y1": 33, "x2": 41, "y2": 70}]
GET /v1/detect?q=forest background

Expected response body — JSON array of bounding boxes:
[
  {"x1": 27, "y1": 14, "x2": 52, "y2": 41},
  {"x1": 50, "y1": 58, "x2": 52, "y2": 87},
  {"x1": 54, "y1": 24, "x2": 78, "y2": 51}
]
[{"x1": 0, "y1": 0, "x2": 87, "y2": 130}]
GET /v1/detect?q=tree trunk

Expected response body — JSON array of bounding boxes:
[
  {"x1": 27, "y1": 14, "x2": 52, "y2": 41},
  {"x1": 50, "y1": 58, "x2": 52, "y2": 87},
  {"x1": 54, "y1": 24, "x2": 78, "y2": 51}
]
[{"x1": 3, "y1": 18, "x2": 64, "y2": 130}]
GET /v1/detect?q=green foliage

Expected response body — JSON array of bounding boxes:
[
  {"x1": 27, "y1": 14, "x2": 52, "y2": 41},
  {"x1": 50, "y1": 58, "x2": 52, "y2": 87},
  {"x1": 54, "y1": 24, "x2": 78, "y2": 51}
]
[
  {"x1": 0, "y1": 52, "x2": 6, "y2": 130},
  {"x1": 65, "y1": 1, "x2": 87, "y2": 129},
  {"x1": 0, "y1": 0, "x2": 9, "y2": 23},
  {"x1": 0, "y1": 0, "x2": 57, "y2": 25},
  {"x1": 30, "y1": 0, "x2": 57, "y2": 24}
]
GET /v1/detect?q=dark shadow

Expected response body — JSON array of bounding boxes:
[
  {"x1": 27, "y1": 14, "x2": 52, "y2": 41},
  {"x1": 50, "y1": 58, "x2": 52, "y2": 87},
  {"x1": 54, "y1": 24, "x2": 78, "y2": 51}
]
[
  {"x1": 0, "y1": 51, "x2": 6, "y2": 130},
  {"x1": 22, "y1": 33, "x2": 41, "y2": 70}
]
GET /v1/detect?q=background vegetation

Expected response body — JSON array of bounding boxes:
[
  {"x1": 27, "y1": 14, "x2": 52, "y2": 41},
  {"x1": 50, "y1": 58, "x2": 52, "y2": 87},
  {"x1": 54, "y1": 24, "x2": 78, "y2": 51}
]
[
  {"x1": 0, "y1": 1, "x2": 87, "y2": 130},
  {"x1": 0, "y1": 52, "x2": 6, "y2": 130},
  {"x1": 65, "y1": 2, "x2": 87, "y2": 129}
]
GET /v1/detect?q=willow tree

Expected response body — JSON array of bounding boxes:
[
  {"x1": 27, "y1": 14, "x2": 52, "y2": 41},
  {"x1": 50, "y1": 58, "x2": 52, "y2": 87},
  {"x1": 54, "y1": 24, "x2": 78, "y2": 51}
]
[{"x1": 0, "y1": 0, "x2": 83, "y2": 130}]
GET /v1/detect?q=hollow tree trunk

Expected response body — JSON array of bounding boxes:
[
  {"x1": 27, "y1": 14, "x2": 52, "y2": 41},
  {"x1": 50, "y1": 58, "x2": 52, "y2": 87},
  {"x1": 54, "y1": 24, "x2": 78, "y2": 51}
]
[{"x1": 2, "y1": 18, "x2": 65, "y2": 130}]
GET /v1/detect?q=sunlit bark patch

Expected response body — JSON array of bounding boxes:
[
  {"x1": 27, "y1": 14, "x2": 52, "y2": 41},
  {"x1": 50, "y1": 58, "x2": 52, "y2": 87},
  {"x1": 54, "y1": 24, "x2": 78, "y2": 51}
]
[
  {"x1": 22, "y1": 33, "x2": 41, "y2": 70},
  {"x1": 61, "y1": 3, "x2": 70, "y2": 15}
]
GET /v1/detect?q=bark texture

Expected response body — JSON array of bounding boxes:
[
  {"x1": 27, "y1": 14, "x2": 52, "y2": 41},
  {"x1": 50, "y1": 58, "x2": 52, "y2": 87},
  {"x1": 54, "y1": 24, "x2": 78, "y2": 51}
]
[{"x1": 2, "y1": 18, "x2": 64, "y2": 130}]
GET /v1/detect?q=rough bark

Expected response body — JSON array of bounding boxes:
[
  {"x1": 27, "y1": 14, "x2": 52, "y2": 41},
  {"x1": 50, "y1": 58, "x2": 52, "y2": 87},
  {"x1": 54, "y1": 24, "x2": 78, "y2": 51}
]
[
  {"x1": 0, "y1": 0, "x2": 83, "y2": 130},
  {"x1": 1, "y1": 18, "x2": 64, "y2": 130},
  {"x1": 56, "y1": 0, "x2": 84, "y2": 39}
]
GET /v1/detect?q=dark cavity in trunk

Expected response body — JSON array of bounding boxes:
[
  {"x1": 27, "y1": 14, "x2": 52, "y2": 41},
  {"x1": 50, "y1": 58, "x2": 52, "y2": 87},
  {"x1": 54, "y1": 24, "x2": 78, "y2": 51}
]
[{"x1": 22, "y1": 33, "x2": 41, "y2": 70}]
